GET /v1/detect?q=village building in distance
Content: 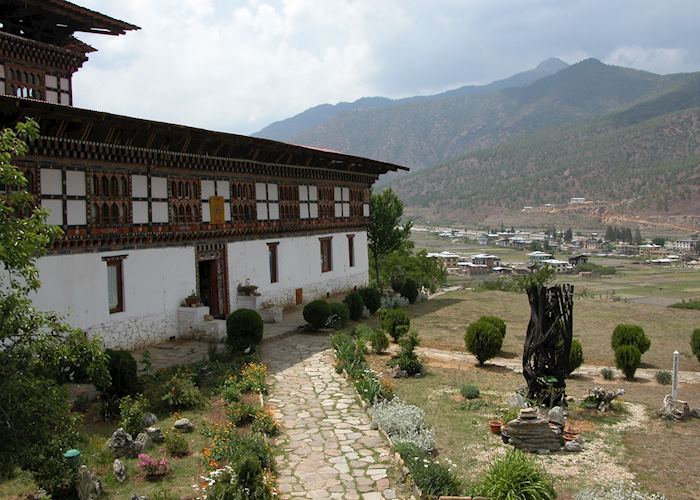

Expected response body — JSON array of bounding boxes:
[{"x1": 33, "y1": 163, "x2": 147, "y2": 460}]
[{"x1": 0, "y1": 0, "x2": 406, "y2": 349}]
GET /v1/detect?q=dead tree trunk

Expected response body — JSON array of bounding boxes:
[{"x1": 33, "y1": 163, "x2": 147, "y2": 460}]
[{"x1": 522, "y1": 284, "x2": 574, "y2": 407}]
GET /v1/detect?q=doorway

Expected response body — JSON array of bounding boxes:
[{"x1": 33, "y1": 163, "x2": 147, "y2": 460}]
[
  {"x1": 196, "y1": 243, "x2": 229, "y2": 319},
  {"x1": 198, "y1": 259, "x2": 220, "y2": 316}
]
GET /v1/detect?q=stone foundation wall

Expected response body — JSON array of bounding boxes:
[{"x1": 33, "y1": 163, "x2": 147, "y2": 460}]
[{"x1": 87, "y1": 310, "x2": 179, "y2": 350}]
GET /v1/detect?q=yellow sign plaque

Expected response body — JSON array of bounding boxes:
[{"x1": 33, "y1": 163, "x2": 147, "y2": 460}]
[{"x1": 209, "y1": 196, "x2": 225, "y2": 225}]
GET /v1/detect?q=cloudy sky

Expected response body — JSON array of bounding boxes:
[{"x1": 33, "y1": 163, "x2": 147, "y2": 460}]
[{"x1": 73, "y1": 0, "x2": 700, "y2": 135}]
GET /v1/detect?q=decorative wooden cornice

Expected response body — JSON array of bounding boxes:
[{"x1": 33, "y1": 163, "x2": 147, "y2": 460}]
[{"x1": 0, "y1": 31, "x2": 87, "y2": 73}]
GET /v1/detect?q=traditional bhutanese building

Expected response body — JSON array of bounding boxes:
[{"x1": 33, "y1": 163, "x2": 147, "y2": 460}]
[{"x1": 0, "y1": 0, "x2": 406, "y2": 348}]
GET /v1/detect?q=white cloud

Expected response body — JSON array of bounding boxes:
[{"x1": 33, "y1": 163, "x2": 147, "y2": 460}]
[{"x1": 604, "y1": 46, "x2": 691, "y2": 75}]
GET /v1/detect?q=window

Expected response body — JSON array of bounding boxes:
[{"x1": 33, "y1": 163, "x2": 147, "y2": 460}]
[
  {"x1": 268, "y1": 242, "x2": 279, "y2": 283},
  {"x1": 320, "y1": 237, "x2": 333, "y2": 273},
  {"x1": 232, "y1": 181, "x2": 256, "y2": 222},
  {"x1": 103, "y1": 256, "x2": 127, "y2": 313},
  {"x1": 334, "y1": 186, "x2": 350, "y2": 218},
  {"x1": 90, "y1": 173, "x2": 129, "y2": 225},
  {"x1": 299, "y1": 185, "x2": 318, "y2": 219},
  {"x1": 347, "y1": 234, "x2": 355, "y2": 267},
  {"x1": 255, "y1": 182, "x2": 279, "y2": 221},
  {"x1": 45, "y1": 74, "x2": 70, "y2": 105},
  {"x1": 169, "y1": 177, "x2": 200, "y2": 224}
]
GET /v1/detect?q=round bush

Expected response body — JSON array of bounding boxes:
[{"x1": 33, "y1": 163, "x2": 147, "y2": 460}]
[
  {"x1": 400, "y1": 278, "x2": 419, "y2": 304},
  {"x1": 381, "y1": 308, "x2": 411, "y2": 342},
  {"x1": 464, "y1": 319, "x2": 503, "y2": 365},
  {"x1": 359, "y1": 286, "x2": 382, "y2": 314},
  {"x1": 692, "y1": 328, "x2": 700, "y2": 363},
  {"x1": 370, "y1": 329, "x2": 390, "y2": 354},
  {"x1": 101, "y1": 349, "x2": 140, "y2": 397},
  {"x1": 460, "y1": 383, "x2": 480, "y2": 400},
  {"x1": 568, "y1": 338, "x2": 584, "y2": 375},
  {"x1": 327, "y1": 302, "x2": 350, "y2": 329},
  {"x1": 303, "y1": 300, "x2": 332, "y2": 331},
  {"x1": 226, "y1": 309, "x2": 264, "y2": 353},
  {"x1": 343, "y1": 291, "x2": 365, "y2": 321},
  {"x1": 615, "y1": 344, "x2": 641, "y2": 380},
  {"x1": 611, "y1": 324, "x2": 650, "y2": 354},
  {"x1": 390, "y1": 276, "x2": 405, "y2": 294},
  {"x1": 480, "y1": 316, "x2": 506, "y2": 340}
]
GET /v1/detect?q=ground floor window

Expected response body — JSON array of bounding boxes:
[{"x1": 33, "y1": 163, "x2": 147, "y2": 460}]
[
  {"x1": 347, "y1": 234, "x2": 355, "y2": 267},
  {"x1": 103, "y1": 255, "x2": 127, "y2": 313},
  {"x1": 268, "y1": 242, "x2": 279, "y2": 283},
  {"x1": 320, "y1": 237, "x2": 333, "y2": 273}
]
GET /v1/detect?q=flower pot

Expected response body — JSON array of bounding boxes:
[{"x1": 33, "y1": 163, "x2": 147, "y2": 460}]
[
  {"x1": 185, "y1": 296, "x2": 200, "y2": 307},
  {"x1": 488, "y1": 420, "x2": 502, "y2": 434},
  {"x1": 563, "y1": 432, "x2": 579, "y2": 442}
]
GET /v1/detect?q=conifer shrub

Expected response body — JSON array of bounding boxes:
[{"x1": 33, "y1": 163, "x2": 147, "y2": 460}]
[
  {"x1": 611, "y1": 324, "x2": 650, "y2": 354},
  {"x1": 358, "y1": 286, "x2": 382, "y2": 314},
  {"x1": 343, "y1": 291, "x2": 365, "y2": 321},
  {"x1": 102, "y1": 349, "x2": 140, "y2": 397},
  {"x1": 480, "y1": 316, "x2": 507, "y2": 340},
  {"x1": 389, "y1": 331, "x2": 422, "y2": 375},
  {"x1": 615, "y1": 345, "x2": 642, "y2": 380},
  {"x1": 568, "y1": 338, "x2": 584, "y2": 375},
  {"x1": 691, "y1": 328, "x2": 700, "y2": 363},
  {"x1": 400, "y1": 277, "x2": 419, "y2": 304},
  {"x1": 464, "y1": 319, "x2": 503, "y2": 365},
  {"x1": 381, "y1": 307, "x2": 411, "y2": 342},
  {"x1": 326, "y1": 302, "x2": 350, "y2": 329},
  {"x1": 370, "y1": 329, "x2": 390, "y2": 354},
  {"x1": 303, "y1": 300, "x2": 332, "y2": 331},
  {"x1": 226, "y1": 309, "x2": 264, "y2": 353}
]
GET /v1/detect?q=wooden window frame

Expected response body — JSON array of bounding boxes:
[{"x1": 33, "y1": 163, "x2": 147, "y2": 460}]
[
  {"x1": 103, "y1": 255, "x2": 127, "y2": 314},
  {"x1": 320, "y1": 237, "x2": 333, "y2": 273},
  {"x1": 347, "y1": 234, "x2": 355, "y2": 268},
  {"x1": 268, "y1": 242, "x2": 279, "y2": 283}
]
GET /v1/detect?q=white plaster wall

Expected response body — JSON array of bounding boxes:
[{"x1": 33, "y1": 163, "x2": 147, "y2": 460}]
[
  {"x1": 227, "y1": 230, "x2": 369, "y2": 309},
  {"x1": 31, "y1": 246, "x2": 196, "y2": 349}
]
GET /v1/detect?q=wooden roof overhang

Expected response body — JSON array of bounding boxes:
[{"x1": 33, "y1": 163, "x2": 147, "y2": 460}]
[
  {"x1": 0, "y1": 0, "x2": 139, "y2": 54},
  {"x1": 0, "y1": 96, "x2": 408, "y2": 179}
]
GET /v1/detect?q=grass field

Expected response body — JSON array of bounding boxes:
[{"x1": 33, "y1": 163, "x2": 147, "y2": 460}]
[{"x1": 406, "y1": 288, "x2": 700, "y2": 370}]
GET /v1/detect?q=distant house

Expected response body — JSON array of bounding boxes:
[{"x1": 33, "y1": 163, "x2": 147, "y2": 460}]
[
  {"x1": 492, "y1": 266, "x2": 512, "y2": 275},
  {"x1": 457, "y1": 262, "x2": 489, "y2": 276},
  {"x1": 672, "y1": 239, "x2": 698, "y2": 253},
  {"x1": 427, "y1": 251, "x2": 461, "y2": 269},
  {"x1": 638, "y1": 244, "x2": 667, "y2": 258},
  {"x1": 472, "y1": 254, "x2": 502, "y2": 268},
  {"x1": 569, "y1": 197, "x2": 586, "y2": 204},
  {"x1": 542, "y1": 259, "x2": 573, "y2": 273},
  {"x1": 568, "y1": 254, "x2": 589, "y2": 267},
  {"x1": 527, "y1": 251, "x2": 553, "y2": 264}
]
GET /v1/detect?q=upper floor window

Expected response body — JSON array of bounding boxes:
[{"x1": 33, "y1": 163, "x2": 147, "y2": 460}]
[
  {"x1": 90, "y1": 173, "x2": 130, "y2": 226},
  {"x1": 45, "y1": 74, "x2": 70, "y2": 105},
  {"x1": 318, "y1": 186, "x2": 334, "y2": 218},
  {"x1": 299, "y1": 185, "x2": 319, "y2": 219},
  {"x1": 334, "y1": 186, "x2": 350, "y2": 218},
  {"x1": 256, "y1": 182, "x2": 279, "y2": 221},
  {"x1": 170, "y1": 178, "x2": 200, "y2": 224},
  {"x1": 232, "y1": 181, "x2": 256, "y2": 222}
]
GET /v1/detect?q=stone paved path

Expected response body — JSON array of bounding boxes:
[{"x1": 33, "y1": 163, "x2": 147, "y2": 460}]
[{"x1": 263, "y1": 334, "x2": 399, "y2": 500}]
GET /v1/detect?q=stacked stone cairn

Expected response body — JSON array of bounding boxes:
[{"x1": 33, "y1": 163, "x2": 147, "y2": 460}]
[{"x1": 506, "y1": 407, "x2": 562, "y2": 453}]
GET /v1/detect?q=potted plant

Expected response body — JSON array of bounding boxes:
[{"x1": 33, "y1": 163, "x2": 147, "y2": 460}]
[
  {"x1": 184, "y1": 290, "x2": 200, "y2": 307},
  {"x1": 237, "y1": 280, "x2": 261, "y2": 310}
]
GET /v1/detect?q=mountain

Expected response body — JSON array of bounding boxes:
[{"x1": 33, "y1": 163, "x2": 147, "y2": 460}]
[
  {"x1": 391, "y1": 74, "x2": 700, "y2": 226},
  {"x1": 271, "y1": 60, "x2": 688, "y2": 172},
  {"x1": 253, "y1": 58, "x2": 569, "y2": 143}
]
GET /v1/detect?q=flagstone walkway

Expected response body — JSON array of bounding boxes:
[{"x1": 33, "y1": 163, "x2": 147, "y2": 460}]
[{"x1": 262, "y1": 334, "x2": 400, "y2": 500}]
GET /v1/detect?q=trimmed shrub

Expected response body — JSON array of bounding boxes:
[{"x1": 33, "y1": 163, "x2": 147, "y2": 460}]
[
  {"x1": 390, "y1": 331, "x2": 423, "y2": 375},
  {"x1": 692, "y1": 328, "x2": 700, "y2": 363},
  {"x1": 568, "y1": 338, "x2": 584, "y2": 375},
  {"x1": 359, "y1": 286, "x2": 382, "y2": 314},
  {"x1": 480, "y1": 316, "x2": 506, "y2": 340},
  {"x1": 381, "y1": 308, "x2": 411, "y2": 342},
  {"x1": 478, "y1": 449, "x2": 556, "y2": 500},
  {"x1": 369, "y1": 329, "x2": 390, "y2": 354},
  {"x1": 326, "y1": 302, "x2": 350, "y2": 329},
  {"x1": 343, "y1": 291, "x2": 365, "y2": 321},
  {"x1": 400, "y1": 277, "x2": 419, "y2": 304},
  {"x1": 601, "y1": 367, "x2": 615, "y2": 380},
  {"x1": 655, "y1": 370, "x2": 672, "y2": 385},
  {"x1": 303, "y1": 300, "x2": 332, "y2": 331},
  {"x1": 165, "y1": 431, "x2": 189, "y2": 457},
  {"x1": 394, "y1": 443, "x2": 461, "y2": 497},
  {"x1": 611, "y1": 324, "x2": 650, "y2": 354},
  {"x1": 460, "y1": 384, "x2": 480, "y2": 400},
  {"x1": 119, "y1": 394, "x2": 149, "y2": 437},
  {"x1": 226, "y1": 309, "x2": 264, "y2": 353},
  {"x1": 615, "y1": 345, "x2": 641, "y2": 380},
  {"x1": 160, "y1": 375, "x2": 205, "y2": 411},
  {"x1": 464, "y1": 319, "x2": 503, "y2": 365},
  {"x1": 102, "y1": 349, "x2": 140, "y2": 397}
]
